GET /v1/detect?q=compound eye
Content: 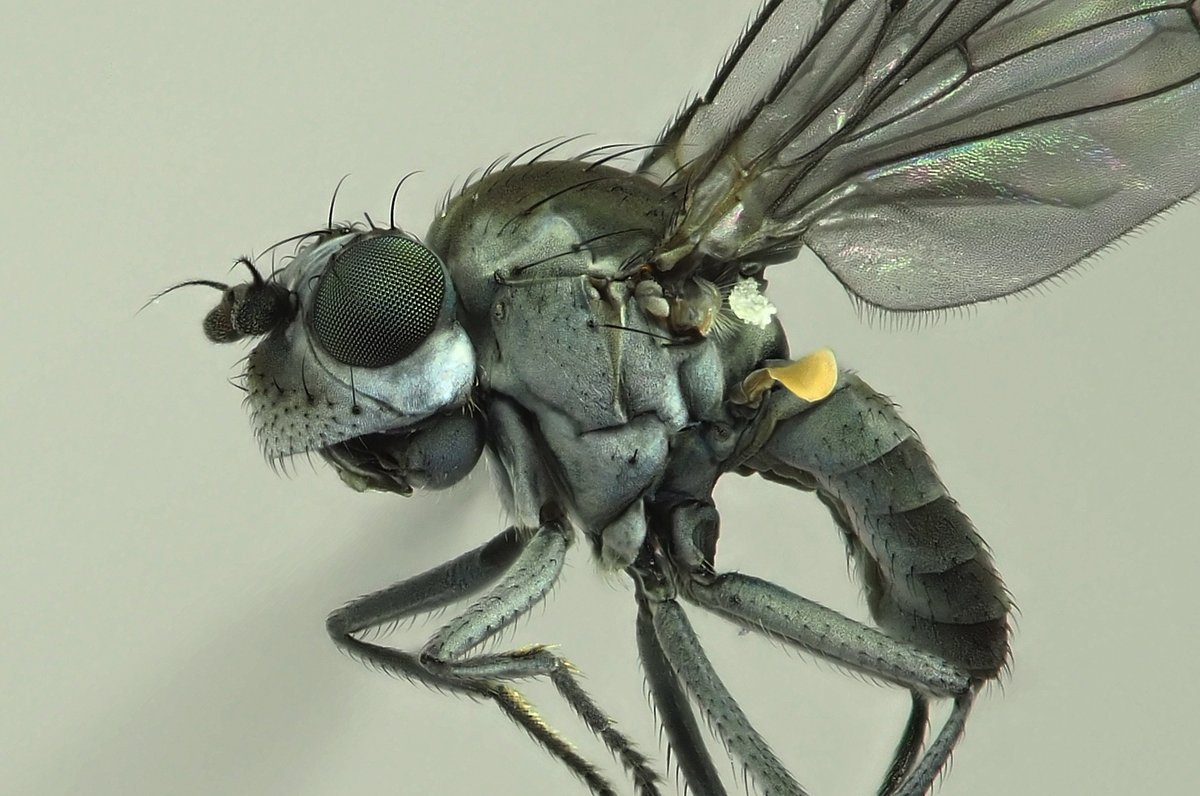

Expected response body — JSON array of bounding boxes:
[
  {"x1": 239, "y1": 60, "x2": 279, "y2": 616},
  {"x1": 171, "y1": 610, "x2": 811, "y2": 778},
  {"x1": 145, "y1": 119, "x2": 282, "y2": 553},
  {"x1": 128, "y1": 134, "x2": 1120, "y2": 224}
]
[{"x1": 311, "y1": 235, "x2": 446, "y2": 368}]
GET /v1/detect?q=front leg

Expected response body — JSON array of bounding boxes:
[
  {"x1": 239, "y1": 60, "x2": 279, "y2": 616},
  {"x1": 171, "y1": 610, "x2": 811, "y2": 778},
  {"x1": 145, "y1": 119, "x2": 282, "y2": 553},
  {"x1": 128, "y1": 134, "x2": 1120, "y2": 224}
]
[
  {"x1": 327, "y1": 517, "x2": 660, "y2": 796},
  {"x1": 418, "y1": 515, "x2": 660, "y2": 795}
]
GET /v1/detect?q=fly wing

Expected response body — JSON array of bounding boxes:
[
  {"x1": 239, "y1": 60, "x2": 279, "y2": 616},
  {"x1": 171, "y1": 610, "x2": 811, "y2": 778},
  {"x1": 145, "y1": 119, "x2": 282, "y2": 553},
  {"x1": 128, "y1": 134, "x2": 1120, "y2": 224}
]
[{"x1": 640, "y1": 0, "x2": 1200, "y2": 311}]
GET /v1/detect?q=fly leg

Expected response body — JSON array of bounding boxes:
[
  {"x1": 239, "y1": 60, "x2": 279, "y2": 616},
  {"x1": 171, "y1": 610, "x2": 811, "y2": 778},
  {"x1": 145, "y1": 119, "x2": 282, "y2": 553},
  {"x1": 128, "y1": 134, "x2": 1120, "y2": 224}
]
[
  {"x1": 634, "y1": 588, "x2": 729, "y2": 796},
  {"x1": 677, "y1": 570, "x2": 973, "y2": 796},
  {"x1": 725, "y1": 370, "x2": 1011, "y2": 794},
  {"x1": 417, "y1": 511, "x2": 661, "y2": 795},
  {"x1": 326, "y1": 518, "x2": 659, "y2": 796},
  {"x1": 878, "y1": 691, "x2": 931, "y2": 796},
  {"x1": 632, "y1": 527, "x2": 971, "y2": 796},
  {"x1": 632, "y1": 550, "x2": 805, "y2": 796},
  {"x1": 325, "y1": 525, "x2": 609, "y2": 791}
]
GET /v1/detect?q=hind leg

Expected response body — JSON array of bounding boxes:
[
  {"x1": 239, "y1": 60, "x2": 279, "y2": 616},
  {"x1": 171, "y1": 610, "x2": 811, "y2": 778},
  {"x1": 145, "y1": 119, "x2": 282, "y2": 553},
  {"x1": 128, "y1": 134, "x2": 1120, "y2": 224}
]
[
  {"x1": 676, "y1": 567, "x2": 975, "y2": 796},
  {"x1": 631, "y1": 533, "x2": 974, "y2": 796},
  {"x1": 729, "y1": 370, "x2": 1010, "y2": 791}
]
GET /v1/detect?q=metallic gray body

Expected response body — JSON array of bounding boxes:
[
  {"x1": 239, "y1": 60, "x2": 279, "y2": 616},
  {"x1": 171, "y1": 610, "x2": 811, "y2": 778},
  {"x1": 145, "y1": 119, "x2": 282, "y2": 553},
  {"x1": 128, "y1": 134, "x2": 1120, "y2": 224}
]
[
  {"x1": 174, "y1": 0, "x2": 1200, "y2": 793},
  {"x1": 423, "y1": 157, "x2": 1005, "y2": 680},
  {"x1": 428, "y1": 162, "x2": 789, "y2": 569},
  {"x1": 226, "y1": 158, "x2": 999, "y2": 794}
]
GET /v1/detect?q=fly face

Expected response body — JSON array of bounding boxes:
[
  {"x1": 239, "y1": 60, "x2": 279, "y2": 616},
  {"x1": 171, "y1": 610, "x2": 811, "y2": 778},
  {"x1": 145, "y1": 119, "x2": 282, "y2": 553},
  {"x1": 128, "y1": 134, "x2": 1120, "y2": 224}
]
[{"x1": 183, "y1": 227, "x2": 478, "y2": 489}]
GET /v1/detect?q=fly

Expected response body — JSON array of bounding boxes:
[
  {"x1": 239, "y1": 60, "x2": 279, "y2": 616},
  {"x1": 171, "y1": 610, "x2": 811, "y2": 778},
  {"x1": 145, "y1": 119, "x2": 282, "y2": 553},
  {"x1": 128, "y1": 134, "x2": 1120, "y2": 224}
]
[{"x1": 164, "y1": 1, "x2": 1200, "y2": 794}]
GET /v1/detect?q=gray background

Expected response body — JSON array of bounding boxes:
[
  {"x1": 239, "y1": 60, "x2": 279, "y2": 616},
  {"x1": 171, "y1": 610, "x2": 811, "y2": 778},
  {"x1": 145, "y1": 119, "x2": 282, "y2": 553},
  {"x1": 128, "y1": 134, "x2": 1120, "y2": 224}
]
[{"x1": 5, "y1": 1, "x2": 1197, "y2": 794}]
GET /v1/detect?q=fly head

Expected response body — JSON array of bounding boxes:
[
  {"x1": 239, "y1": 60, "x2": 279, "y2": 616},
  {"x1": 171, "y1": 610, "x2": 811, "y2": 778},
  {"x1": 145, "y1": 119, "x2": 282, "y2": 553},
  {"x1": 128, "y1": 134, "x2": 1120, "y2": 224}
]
[{"x1": 169, "y1": 226, "x2": 480, "y2": 487}]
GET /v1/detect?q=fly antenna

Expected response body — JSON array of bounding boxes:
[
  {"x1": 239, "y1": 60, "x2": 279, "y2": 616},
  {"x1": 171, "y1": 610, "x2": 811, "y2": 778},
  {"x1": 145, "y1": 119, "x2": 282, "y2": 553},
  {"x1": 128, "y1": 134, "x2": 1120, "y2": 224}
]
[{"x1": 138, "y1": 279, "x2": 228, "y2": 313}]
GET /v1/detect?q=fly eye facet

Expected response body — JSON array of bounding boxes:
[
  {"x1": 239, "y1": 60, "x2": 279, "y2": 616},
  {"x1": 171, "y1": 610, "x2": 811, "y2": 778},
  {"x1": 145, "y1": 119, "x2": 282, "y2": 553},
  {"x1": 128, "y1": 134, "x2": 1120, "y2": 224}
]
[{"x1": 311, "y1": 234, "x2": 446, "y2": 368}]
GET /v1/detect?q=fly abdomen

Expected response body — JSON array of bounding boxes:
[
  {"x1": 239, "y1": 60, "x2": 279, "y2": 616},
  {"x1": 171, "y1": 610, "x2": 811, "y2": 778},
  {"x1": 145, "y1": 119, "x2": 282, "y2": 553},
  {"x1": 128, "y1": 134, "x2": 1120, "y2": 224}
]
[{"x1": 744, "y1": 372, "x2": 1011, "y2": 679}]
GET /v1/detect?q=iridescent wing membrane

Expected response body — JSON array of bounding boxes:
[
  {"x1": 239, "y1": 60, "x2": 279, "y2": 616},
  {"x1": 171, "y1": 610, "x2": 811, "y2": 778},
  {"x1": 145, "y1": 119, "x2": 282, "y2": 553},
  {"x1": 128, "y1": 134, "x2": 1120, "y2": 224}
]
[{"x1": 641, "y1": 0, "x2": 1200, "y2": 311}]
